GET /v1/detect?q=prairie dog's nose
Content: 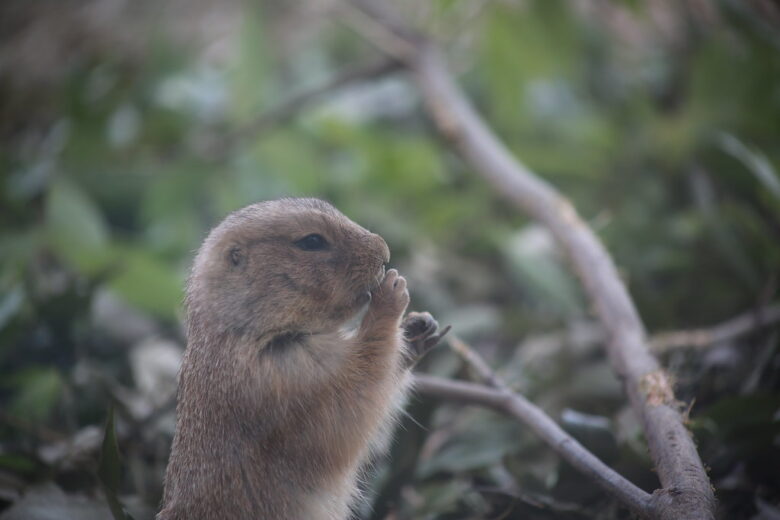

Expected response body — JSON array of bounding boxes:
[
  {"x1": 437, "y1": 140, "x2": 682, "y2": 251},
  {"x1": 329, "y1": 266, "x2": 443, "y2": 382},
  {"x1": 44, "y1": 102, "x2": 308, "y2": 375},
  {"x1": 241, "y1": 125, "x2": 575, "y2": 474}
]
[{"x1": 375, "y1": 234, "x2": 390, "y2": 265}]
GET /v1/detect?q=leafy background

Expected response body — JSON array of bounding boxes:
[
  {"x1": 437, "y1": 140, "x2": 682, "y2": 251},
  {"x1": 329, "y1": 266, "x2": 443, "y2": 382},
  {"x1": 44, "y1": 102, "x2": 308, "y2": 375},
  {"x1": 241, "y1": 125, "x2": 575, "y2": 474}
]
[{"x1": 1, "y1": 0, "x2": 779, "y2": 518}]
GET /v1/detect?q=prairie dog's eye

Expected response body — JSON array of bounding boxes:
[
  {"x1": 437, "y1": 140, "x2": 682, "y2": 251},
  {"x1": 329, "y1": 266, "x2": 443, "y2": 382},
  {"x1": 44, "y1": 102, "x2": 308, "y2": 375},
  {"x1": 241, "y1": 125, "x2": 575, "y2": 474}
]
[
  {"x1": 228, "y1": 246, "x2": 244, "y2": 266},
  {"x1": 295, "y1": 234, "x2": 328, "y2": 251}
]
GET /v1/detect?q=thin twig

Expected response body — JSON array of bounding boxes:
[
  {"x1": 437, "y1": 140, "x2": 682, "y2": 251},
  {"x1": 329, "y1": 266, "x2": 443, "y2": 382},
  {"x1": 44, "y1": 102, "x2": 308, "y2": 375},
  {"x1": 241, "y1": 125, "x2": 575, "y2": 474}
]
[
  {"x1": 237, "y1": 59, "x2": 400, "y2": 140},
  {"x1": 448, "y1": 334, "x2": 502, "y2": 387},
  {"x1": 185, "y1": 58, "x2": 402, "y2": 161},
  {"x1": 650, "y1": 302, "x2": 780, "y2": 352},
  {"x1": 333, "y1": 4, "x2": 417, "y2": 62},
  {"x1": 515, "y1": 302, "x2": 780, "y2": 356},
  {"x1": 446, "y1": 0, "x2": 497, "y2": 40},
  {"x1": 344, "y1": 1, "x2": 716, "y2": 518},
  {"x1": 412, "y1": 373, "x2": 653, "y2": 517}
]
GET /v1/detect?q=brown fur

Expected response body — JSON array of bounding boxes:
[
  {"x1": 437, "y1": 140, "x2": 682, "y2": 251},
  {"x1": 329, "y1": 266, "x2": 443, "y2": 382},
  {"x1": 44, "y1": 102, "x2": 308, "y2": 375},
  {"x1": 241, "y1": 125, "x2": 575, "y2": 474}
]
[{"x1": 158, "y1": 198, "x2": 412, "y2": 520}]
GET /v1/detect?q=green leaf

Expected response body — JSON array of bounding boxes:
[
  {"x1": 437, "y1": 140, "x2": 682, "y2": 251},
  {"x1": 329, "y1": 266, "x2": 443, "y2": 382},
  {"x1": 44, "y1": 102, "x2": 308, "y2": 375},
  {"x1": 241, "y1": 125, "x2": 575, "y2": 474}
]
[
  {"x1": 503, "y1": 226, "x2": 584, "y2": 317},
  {"x1": 45, "y1": 178, "x2": 111, "y2": 273},
  {"x1": 6, "y1": 367, "x2": 62, "y2": 423},
  {"x1": 230, "y1": 4, "x2": 274, "y2": 122},
  {"x1": 0, "y1": 453, "x2": 39, "y2": 476},
  {"x1": 418, "y1": 410, "x2": 525, "y2": 477},
  {"x1": 0, "y1": 284, "x2": 25, "y2": 332},
  {"x1": 719, "y1": 133, "x2": 780, "y2": 201},
  {"x1": 98, "y1": 408, "x2": 121, "y2": 493},
  {"x1": 690, "y1": 169, "x2": 760, "y2": 290},
  {"x1": 107, "y1": 245, "x2": 183, "y2": 319},
  {"x1": 415, "y1": 480, "x2": 472, "y2": 516},
  {"x1": 98, "y1": 408, "x2": 134, "y2": 520}
]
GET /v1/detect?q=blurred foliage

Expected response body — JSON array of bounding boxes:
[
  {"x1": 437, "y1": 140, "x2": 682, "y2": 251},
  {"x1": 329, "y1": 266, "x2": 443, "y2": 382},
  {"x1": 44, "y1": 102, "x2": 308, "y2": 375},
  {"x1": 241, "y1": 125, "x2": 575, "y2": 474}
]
[{"x1": 1, "y1": 0, "x2": 779, "y2": 519}]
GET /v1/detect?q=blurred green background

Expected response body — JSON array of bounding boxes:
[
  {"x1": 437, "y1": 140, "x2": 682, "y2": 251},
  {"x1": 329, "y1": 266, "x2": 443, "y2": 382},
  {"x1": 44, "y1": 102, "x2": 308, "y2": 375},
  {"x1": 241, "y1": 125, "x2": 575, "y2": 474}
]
[{"x1": 1, "y1": 0, "x2": 779, "y2": 519}]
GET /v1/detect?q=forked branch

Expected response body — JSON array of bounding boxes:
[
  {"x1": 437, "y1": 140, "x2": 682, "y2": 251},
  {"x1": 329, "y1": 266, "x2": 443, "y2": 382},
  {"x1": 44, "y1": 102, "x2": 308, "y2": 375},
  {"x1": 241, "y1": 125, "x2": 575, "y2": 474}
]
[
  {"x1": 344, "y1": 1, "x2": 716, "y2": 518},
  {"x1": 415, "y1": 334, "x2": 656, "y2": 517}
]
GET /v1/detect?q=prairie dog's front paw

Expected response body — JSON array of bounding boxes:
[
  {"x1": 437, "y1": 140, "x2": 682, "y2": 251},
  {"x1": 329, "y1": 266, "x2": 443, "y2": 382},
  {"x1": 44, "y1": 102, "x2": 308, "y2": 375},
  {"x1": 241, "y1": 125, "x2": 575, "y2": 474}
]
[
  {"x1": 402, "y1": 312, "x2": 438, "y2": 343},
  {"x1": 402, "y1": 311, "x2": 451, "y2": 366},
  {"x1": 369, "y1": 269, "x2": 410, "y2": 321}
]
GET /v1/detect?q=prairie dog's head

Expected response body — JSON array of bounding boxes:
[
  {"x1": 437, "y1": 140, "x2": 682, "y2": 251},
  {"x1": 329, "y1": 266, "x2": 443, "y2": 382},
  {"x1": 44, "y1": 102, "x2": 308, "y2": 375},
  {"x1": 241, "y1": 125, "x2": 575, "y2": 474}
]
[{"x1": 186, "y1": 198, "x2": 390, "y2": 340}]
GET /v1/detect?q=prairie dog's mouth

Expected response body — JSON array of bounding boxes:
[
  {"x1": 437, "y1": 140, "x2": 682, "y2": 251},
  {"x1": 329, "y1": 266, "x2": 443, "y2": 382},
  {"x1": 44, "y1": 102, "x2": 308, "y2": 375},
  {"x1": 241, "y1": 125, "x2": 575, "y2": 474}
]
[
  {"x1": 349, "y1": 264, "x2": 386, "y2": 311},
  {"x1": 371, "y1": 264, "x2": 386, "y2": 291},
  {"x1": 340, "y1": 263, "x2": 385, "y2": 330},
  {"x1": 356, "y1": 290, "x2": 372, "y2": 307},
  {"x1": 341, "y1": 290, "x2": 372, "y2": 331},
  {"x1": 357, "y1": 268, "x2": 383, "y2": 305}
]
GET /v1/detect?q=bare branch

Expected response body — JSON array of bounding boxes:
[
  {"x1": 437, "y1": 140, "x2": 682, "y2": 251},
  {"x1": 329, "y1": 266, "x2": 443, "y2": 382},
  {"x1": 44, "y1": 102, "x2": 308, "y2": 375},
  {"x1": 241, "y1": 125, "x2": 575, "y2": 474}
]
[
  {"x1": 333, "y1": 4, "x2": 416, "y2": 61},
  {"x1": 345, "y1": 1, "x2": 716, "y2": 517},
  {"x1": 196, "y1": 58, "x2": 402, "y2": 160},
  {"x1": 431, "y1": 335, "x2": 657, "y2": 515},
  {"x1": 412, "y1": 374, "x2": 654, "y2": 517},
  {"x1": 448, "y1": 334, "x2": 502, "y2": 387},
  {"x1": 516, "y1": 302, "x2": 780, "y2": 357},
  {"x1": 236, "y1": 59, "x2": 401, "y2": 140},
  {"x1": 650, "y1": 302, "x2": 780, "y2": 352}
]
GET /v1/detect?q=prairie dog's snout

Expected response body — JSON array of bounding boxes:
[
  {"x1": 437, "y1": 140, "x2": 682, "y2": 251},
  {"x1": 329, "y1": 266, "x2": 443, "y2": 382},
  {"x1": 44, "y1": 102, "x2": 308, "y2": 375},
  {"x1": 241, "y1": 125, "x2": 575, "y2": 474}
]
[{"x1": 376, "y1": 234, "x2": 391, "y2": 265}]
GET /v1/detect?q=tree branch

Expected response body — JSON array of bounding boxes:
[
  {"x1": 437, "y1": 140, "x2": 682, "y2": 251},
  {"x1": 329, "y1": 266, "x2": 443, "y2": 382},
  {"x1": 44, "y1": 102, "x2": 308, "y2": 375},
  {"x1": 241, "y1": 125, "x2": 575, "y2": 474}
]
[
  {"x1": 423, "y1": 334, "x2": 658, "y2": 515},
  {"x1": 650, "y1": 302, "x2": 780, "y2": 352},
  {"x1": 412, "y1": 373, "x2": 654, "y2": 517},
  {"x1": 515, "y1": 302, "x2": 780, "y2": 358},
  {"x1": 197, "y1": 58, "x2": 402, "y2": 160},
  {"x1": 344, "y1": 1, "x2": 716, "y2": 518}
]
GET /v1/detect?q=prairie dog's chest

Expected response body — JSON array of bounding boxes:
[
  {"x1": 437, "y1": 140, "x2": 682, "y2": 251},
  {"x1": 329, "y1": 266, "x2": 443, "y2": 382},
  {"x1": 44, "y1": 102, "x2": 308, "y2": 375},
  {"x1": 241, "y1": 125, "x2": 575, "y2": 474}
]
[
  {"x1": 300, "y1": 470, "x2": 358, "y2": 520},
  {"x1": 268, "y1": 332, "x2": 351, "y2": 385}
]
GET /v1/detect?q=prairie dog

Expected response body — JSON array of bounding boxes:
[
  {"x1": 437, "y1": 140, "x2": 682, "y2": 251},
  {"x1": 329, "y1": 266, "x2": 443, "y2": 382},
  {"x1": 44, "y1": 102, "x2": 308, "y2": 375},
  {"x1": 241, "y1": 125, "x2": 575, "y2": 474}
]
[{"x1": 158, "y1": 198, "x2": 440, "y2": 519}]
